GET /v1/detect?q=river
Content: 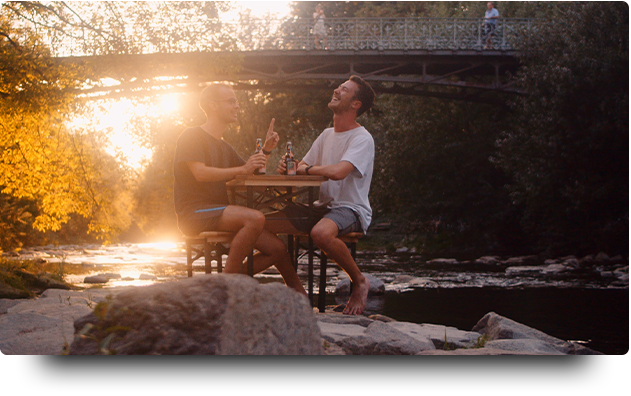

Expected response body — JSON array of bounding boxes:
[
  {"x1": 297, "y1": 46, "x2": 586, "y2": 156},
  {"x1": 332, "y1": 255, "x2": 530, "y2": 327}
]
[{"x1": 16, "y1": 242, "x2": 629, "y2": 355}]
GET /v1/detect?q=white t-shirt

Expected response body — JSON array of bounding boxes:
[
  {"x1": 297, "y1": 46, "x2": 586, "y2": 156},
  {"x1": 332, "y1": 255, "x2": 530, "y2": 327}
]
[
  {"x1": 302, "y1": 126, "x2": 374, "y2": 232},
  {"x1": 485, "y1": 8, "x2": 499, "y2": 25}
]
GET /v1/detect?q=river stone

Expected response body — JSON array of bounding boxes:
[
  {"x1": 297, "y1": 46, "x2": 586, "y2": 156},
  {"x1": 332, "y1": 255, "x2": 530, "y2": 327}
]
[
  {"x1": 84, "y1": 275, "x2": 110, "y2": 284},
  {"x1": 387, "y1": 322, "x2": 482, "y2": 349},
  {"x1": 483, "y1": 339, "x2": 566, "y2": 355},
  {"x1": 475, "y1": 256, "x2": 502, "y2": 265},
  {"x1": 472, "y1": 312, "x2": 603, "y2": 355},
  {"x1": 504, "y1": 255, "x2": 540, "y2": 265},
  {"x1": 337, "y1": 321, "x2": 435, "y2": 355},
  {"x1": 335, "y1": 274, "x2": 384, "y2": 296},
  {"x1": 0, "y1": 289, "x2": 116, "y2": 355},
  {"x1": 68, "y1": 274, "x2": 323, "y2": 355}
]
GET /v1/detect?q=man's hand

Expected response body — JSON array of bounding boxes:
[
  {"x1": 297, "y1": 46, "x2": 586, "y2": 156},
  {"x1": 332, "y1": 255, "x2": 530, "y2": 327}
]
[
  {"x1": 276, "y1": 154, "x2": 287, "y2": 175},
  {"x1": 244, "y1": 151, "x2": 267, "y2": 174},
  {"x1": 263, "y1": 118, "x2": 279, "y2": 152}
]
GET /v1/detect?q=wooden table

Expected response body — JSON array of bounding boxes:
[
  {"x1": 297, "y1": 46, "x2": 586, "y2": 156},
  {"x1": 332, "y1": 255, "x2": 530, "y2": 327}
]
[{"x1": 226, "y1": 175, "x2": 328, "y2": 304}]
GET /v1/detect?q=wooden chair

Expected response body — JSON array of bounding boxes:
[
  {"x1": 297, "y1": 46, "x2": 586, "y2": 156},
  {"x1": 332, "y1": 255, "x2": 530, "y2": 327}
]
[
  {"x1": 183, "y1": 232, "x2": 235, "y2": 277},
  {"x1": 289, "y1": 232, "x2": 364, "y2": 312}
]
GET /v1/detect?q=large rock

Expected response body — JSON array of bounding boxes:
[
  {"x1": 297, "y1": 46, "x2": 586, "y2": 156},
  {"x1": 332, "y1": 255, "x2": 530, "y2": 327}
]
[
  {"x1": 0, "y1": 288, "x2": 116, "y2": 355},
  {"x1": 472, "y1": 311, "x2": 602, "y2": 355},
  {"x1": 387, "y1": 322, "x2": 482, "y2": 349},
  {"x1": 68, "y1": 274, "x2": 323, "y2": 355},
  {"x1": 317, "y1": 313, "x2": 436, "y2": 355}
]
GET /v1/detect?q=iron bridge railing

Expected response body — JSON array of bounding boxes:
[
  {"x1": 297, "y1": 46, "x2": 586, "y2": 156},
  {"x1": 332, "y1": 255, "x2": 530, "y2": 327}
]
[
  {"x1": 233, "y1": 17, "x2": 537, "y2": 52},
  {"x1": 53, "y1": 17, "x2": 539, "y2": 56}
]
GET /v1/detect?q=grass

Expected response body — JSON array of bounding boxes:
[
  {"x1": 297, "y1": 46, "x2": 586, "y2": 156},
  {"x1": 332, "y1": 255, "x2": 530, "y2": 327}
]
[{"x1": 0, "y1": 257, "x2": 77, "y2": 298}]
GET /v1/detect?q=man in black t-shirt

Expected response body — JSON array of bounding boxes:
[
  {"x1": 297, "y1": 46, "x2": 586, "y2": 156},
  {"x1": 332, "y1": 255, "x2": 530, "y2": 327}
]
[{"x1": 173, "y1": 83, "x2": 307, "y2": 296}]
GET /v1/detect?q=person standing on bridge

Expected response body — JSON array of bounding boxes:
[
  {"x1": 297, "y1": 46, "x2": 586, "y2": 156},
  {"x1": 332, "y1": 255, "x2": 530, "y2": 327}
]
[
  {"x1": 266, "y1": 75, "x2": 376, "y2": 315},
  {"x1": 313, "y1": 4, "x2": 328, "y2": 50},
  {"x1": 173, "y1": 83, "x2": 307, "y2": 297},
  {"x1": 483, "y1": 2, "x2": 500, "y2": 49}
]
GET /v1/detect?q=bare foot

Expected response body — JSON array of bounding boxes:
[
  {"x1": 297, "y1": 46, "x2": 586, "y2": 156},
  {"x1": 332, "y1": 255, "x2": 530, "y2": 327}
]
[{"x1": 343, "y1": 275, "x2": 370, "y2": 315}]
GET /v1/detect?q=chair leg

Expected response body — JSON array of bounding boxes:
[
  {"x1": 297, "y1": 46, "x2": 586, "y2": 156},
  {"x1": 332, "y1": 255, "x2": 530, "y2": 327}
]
[
  {"x1": 287, "y1": 235, "x2": 295, "y2": 271},
  {"x1": 204, "y1": 241, "x2": 212, "y2": 274},
  {"x1": 186, "y1": 240, "x2": 193, "y2": 277},
  {"x1": 318, "y1": 253, "x2": 328, "y2": 312},
  {"x1": 308, "y1": 236, "x2": 314, "y2": 305}
]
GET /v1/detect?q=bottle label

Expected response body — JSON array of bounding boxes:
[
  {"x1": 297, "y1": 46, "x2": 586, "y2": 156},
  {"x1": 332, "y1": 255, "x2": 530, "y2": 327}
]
[{"x1": 286, "y1": 160, "x2": 296, "y2": 175}]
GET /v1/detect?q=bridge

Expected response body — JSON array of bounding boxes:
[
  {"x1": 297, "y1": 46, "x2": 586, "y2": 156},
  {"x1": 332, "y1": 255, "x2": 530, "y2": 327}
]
[{"x1": 56, "y1": 18, "x2": 537, "y2": 104}]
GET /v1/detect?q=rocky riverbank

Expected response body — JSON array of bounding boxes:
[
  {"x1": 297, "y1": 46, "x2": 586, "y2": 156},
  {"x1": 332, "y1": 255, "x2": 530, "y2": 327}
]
[{"x1": 0, "y1": 274, "x2": 604, "y2": 355}]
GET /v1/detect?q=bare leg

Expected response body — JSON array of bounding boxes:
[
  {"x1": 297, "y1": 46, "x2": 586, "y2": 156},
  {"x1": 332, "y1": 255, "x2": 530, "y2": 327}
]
[
  {"x1": 250, "y1": 230, "x2": 307, "y2": 297},
  {"x1": 215, "y1": 209, "x2": 307, "y2": 296},
  {"x1": 310, "y1": 218, "x2": 369, "y2": 315},
  {"x1": 214, "y1": 206, "x2": 265, "y2": 273}
]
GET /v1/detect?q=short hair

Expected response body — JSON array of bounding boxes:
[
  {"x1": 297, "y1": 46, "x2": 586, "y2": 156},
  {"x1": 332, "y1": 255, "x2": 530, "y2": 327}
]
[
  {"x1": 199, "y1": 83, "x2": 232, "y2": 114},
  {"x1": 349, "y1": 75, "x2": 375, "y2": 117}
]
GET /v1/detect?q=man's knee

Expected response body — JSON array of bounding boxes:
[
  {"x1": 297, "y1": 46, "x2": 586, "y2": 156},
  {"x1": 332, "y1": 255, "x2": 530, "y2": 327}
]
[
  {"x1": 222, "y1": 206, "x2": 265, "y2": 232},
  {"x1": 245, "y1": 209, "x2": 265, "y2": 230},
  {"x1": 310, "y1": 220, "x2": 338, "y2": 247}
]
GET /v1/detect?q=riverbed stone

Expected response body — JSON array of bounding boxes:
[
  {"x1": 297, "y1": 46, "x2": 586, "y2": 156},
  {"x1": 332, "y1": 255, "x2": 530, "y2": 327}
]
[
  {"x1": 505, "y1": 266, "x2": 542, "y2": 275},
  {"x1": 336, "y1": 321, "x2": 436, "y2": 355},
  {"x1": 541, "y1": 263, "x2": 571, "y2": 275},
  {"x1": 84, "y1": 275, "x2": 110, "y2": 284},
  {"x1": 472, "y1": 311, "x2": 603, "y2": 355},
  {"x1": 475, "y1": 256, "x2": 502, "y2": 265},
  {"x1": 0, "y1": 288, "x2": 117, "y2": 355},
  {"x1": 504, "y1": 255, "x2": 540, "y2": 265},
  {"x1": 387, "y1": 322, "x2": 482, "y2": 349},
  {"x1": 483, "y1": 339, "x2": 566, "y2": 355},
  {"x1": 68, "y1": 274, "x2": 323, "y2": 355},
  {"x1": 335, "y1": 274, "x2": 384, "y2": 296},
  {"x1": 426, "y1": 258, "x2": 459, "y2": 265}
]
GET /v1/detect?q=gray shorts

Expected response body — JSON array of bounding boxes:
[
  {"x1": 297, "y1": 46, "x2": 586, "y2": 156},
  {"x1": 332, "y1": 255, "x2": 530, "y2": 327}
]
[
  {"x1": 178, "y1": 206, "x2": 226, "y2": 236},
  {"x1": 281, "y1": 203, "x2": 363, "y2": 236}
]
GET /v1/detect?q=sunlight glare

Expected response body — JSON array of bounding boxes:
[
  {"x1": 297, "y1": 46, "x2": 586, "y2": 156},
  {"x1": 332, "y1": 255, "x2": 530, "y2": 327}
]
[
  {"x1": 159, "y1": 96, "x2": 179, "y2": 113},
  {"x1": 220, "y1": 1, "x2": 292, "y2": 21},
  {"x1": 137, "y1": 242, "x2": 180, "y2": 251}
]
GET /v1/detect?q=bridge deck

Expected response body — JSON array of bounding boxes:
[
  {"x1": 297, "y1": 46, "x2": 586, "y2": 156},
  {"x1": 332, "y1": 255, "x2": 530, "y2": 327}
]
[{"x1": 54, "y1": 17, "x2": 536, "y2": 103}]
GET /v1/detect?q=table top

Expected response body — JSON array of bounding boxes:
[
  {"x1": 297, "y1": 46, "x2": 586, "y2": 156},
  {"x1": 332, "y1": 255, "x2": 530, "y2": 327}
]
[{"x1": 226, "y1": 175, "x2": 328, "y2": 187}]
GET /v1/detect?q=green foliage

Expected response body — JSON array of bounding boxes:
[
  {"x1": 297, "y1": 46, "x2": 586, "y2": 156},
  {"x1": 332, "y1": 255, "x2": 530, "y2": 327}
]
[
  {"x1": 495, "y1": 2, "x2": 629, "y2": 256},
  {"x1": 364, "y1": 93, "x2": 522, "y2": 257}
]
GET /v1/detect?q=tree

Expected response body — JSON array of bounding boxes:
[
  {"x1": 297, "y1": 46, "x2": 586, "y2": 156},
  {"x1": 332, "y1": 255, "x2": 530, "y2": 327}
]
[
  {"x1": 495, "y1": 2, "x2": 629, "y2": 256},
  {"x1": 1, "y1": 8, "x2": 135, "y2": 247}
]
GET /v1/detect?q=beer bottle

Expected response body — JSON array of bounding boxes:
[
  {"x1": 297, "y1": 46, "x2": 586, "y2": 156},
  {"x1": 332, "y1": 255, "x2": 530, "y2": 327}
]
[
  {"x1": 285, "y1": 141, "x2": 296, "y2": 175},
  {"x1": 255, "y1": 138, "x2": 266, "y2": 175}
]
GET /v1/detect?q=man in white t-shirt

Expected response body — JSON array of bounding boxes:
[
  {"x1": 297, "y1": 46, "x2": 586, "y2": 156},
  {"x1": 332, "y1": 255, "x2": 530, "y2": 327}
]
[
  {"x1": 267, "y1": 75, "x2": 376, "y2": 315},
  {"x1": 483, "y1": 2, "x2": 500, "y2": 49}
]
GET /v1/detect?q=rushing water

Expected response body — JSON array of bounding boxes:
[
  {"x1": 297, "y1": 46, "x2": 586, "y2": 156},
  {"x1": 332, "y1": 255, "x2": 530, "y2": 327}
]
[{"x1": 14, "y1": 242, "x2": 629, "y2": 355}]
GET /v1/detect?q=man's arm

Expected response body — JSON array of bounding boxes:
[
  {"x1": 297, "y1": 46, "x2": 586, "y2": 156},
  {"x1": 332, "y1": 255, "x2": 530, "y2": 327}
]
[
  {"x1": 187, "y1": 152, "x2": 267, "y2": 182},
  {"x1": 296, "y1": 160, "x2": 355, "y2": 181}
]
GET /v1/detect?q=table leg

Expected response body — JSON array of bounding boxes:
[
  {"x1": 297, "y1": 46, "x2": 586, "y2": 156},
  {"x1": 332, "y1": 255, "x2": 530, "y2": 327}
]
[
  {"x1": 308, "y1": 186, "x2": 315, "y2": 306},
  {"x1": 247, "y1": 186, "x2": 254, "y2": 277}
]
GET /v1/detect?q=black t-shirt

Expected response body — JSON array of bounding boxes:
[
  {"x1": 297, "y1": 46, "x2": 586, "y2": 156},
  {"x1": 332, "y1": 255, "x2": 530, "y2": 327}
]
[{"x1": 173, "y1": 127, "x2": 245, "y2": 222}]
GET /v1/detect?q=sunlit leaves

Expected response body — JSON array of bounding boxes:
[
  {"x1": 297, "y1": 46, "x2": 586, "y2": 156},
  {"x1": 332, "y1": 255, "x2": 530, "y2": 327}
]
[
  {"x1": 1, "y1": 10, "x2": 130, "y2": 245},
  {"x1": 4, "y1": 1, "x2": 236, "y2": 56}
]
